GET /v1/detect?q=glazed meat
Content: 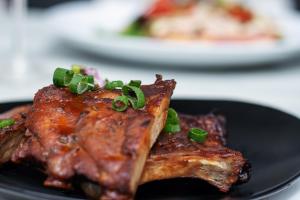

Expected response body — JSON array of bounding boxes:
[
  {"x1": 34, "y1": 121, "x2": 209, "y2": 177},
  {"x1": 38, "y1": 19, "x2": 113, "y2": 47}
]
[
  {"x1": 0, "y1": 107, "x2": 249, "y2": 199},
  {"x1": 80, "y1": 114, "x2": 249, "y2": 199},
  {"x1": 0, "y1": 105, "x2": 31, "y2": 164},
  {"x1": 12, "y1": 76, "x2": 176, "y2": 199},
  {"x1": 141, "y1": 114, "x2": 249, "y2": 192}
]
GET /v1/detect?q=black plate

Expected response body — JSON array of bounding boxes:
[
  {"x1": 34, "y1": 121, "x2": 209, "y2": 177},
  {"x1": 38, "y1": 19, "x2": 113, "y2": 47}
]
[{"x1": 0, "y1": 100, "x2": 300, "y2": 200}]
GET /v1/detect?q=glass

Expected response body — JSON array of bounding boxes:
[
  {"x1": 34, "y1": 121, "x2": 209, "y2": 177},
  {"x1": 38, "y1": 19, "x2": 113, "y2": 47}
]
[
  {"x1": 1, "y1": 0, "x2": 40, "y2": 85},
  {"x1": 11, "y1": 0, "x2": 28, "y2": 80}
]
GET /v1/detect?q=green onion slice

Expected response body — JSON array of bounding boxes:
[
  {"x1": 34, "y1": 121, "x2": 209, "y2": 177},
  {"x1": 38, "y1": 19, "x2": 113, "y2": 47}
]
[
  {"x1": 53, "y1": 68, "x2": 74, "y2": 87},
  {"x1": 86, "y1": 75, "x2": 95, "y2": 90},
  {"x1": 69, "y1": 74, "x2": 89, "y2": 94},
  {"x1": 126, "y1": 96, "x2": 139, "y2": 110},
  {"x1": 71, "y1": 64, "x2": 82, "y2": 74},
  {"x1": 128, "y1": 80, "x2": 141, "y2": 88},
  {"x1": 0, "y1": 119, "x2": 15, "y2": 129},
  {"x1": 122, "y1": 85, "x2": 145, "y2": 109},
  {"x1": 112, "y1": 95, "x2": 129, "y2": 112},
  {"x1": 166, "y1": 108, "x2": 180, "y2": 124},
  {"x1": 105, "y1": 80, "x2": 124, "y2": 90},
  {"x1": 188, "y1": 128, "x2": 208, "y2": 143},
  {"x1": 163, "y1": 108, "x2": 181, "y2": 133},
  {"x1": 163, "y1": 123, "x2": 181, "y2": 133}
]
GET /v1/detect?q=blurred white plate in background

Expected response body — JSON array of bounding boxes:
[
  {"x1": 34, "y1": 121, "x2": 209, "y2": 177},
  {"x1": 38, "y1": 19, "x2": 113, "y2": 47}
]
[{"x1": 46, "y1": 0, "x2": 300, "y2": 68}]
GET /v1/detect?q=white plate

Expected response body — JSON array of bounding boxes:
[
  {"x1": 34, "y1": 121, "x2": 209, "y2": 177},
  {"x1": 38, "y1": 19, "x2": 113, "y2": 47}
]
[{"x1": 46, "y1": 0, "x2": 300, "y2": 68}]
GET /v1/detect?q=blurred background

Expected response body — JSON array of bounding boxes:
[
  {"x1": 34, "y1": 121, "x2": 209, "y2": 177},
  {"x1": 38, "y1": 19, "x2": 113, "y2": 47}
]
[
  {"x1": 0, "y1": 0, "x2": 300, "y2": 112},
  {"x1": 0, "y1": 0, "x2": 300, "y2": 111},
  {"x1": 0, "y1": 0, "x2": 299, "y2": 109},
  {"x1": 0, "y1": 0, "x2": 300, "y2": 199}
]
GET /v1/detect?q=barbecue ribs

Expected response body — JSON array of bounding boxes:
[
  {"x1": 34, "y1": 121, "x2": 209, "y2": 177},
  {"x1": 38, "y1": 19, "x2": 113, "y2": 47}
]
[
  {"x1": 0, "y1": 105, "x2": 249, "y2": 199},
  {"x1": 0, "y1": 105, "x2": 31, "y2": 165},
  {"x1": 80, "y1": 113, "x2": 249, "y2": 199},
  {"x1": 12, "y1": 76, "x2": 176, "y2": 199},
  {"x1": 141, "y1": 114, "x2": 249, "y2": 192},
  {"x1": 0, "y1": 78, "x2": 250, "y2": 199}
]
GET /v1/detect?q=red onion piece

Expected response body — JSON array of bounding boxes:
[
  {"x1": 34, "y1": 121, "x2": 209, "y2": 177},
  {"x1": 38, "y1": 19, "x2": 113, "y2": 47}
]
[{"x1": 83, "y1": 67, "x2": 105, "y2": 87}]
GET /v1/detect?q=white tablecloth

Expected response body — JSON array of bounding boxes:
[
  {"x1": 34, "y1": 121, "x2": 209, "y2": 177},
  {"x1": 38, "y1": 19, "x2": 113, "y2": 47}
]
[{"x1": 0, "y1": 9, "x2": 300, "y2": 200}]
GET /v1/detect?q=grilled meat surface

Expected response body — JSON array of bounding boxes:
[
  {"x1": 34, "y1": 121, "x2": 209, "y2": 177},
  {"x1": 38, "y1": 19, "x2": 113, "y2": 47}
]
[
  {"x1": 0, "y1": 105, "x2": 31, "y2": 165},
  {"x1": 12, "y1": 76, "x2": 176, "y2": 199},
  {"x1": 142, "y1": 114, "x2": 249, "y2": 192},
  {"x1": 0, "y1": 106, "x2": 249, "y2": 199},
  {"x1": 80, "y1": 113, "x2": 249, "y2": 199},
  {"x1": 0, "y1": 78, "x2": 250, "y2": 199}
]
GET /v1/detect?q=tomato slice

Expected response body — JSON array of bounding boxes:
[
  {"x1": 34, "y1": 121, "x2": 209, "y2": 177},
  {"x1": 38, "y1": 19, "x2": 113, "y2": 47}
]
[
  {"x1": 145, "y1": 0, "x2": 176, "y2": 18},
  {"x1": 228, "y1": 5, "x2": 253, "y2": 23}
]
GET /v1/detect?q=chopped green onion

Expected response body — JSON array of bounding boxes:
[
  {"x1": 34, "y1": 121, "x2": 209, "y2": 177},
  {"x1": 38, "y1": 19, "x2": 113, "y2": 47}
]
[
  {"x1": 105, "y1": 80, "x2": 124, "y2": 90},
  {"x1": 128, "y1": 80, "x2": 141, "y2": 88},
  {"x1": 53, "y1": 67, "x2": 96, "y2": 94},
  {"x1": 163, "y1": 108, "x2": 181, "y2": 133},
  {"x1": 112, "y1": 95, "x2": 129, "y2": 112},
  {"x1": 0, "y1": 119, "x2": 15, "y2": 129},
  {"x1": 71, "y1": 64, "x2": 82, "y2": 74},
  {"x1": 69, "y1": 74, "x2": 90, "y2": 94},
  {"x1": 166, "y1": 108, "x2": 180, "y2": 124},
  {"x1": 188, "y1": 128, "x2": 208, "y2": 143},
  {"x1": 53, "y1": 68, "x2": 74, "y2": 87},
  {"x1": 163, "y1": 123, "x2": 181, "y2": 133},
  {"x1": 86, "y1": 75, "x2": 95, "y2": 90},
  {"x1": 122, "y1": 85, "x2": 145, "y2": 109}
]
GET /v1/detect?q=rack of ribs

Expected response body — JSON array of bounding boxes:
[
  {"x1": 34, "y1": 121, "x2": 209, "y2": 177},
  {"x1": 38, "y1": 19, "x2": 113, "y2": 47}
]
[
  {"x1": 0, "y1": 77, "x2": 249, "y2": 199},
  {"x1": 0, "y1": 105, "x2": 31, "y2": 165},
  {"x1": 80, "y1": 113, "x2": 249, "y2": 199},
  {"x1": 0, "y1": 106, "x2": 249, "y2": 199},
  {"x1": 11, "y1": 75, "x2": 176, "y2": 199},
  {"x1": 141, "y1": 113, "x2": 249, "y2": 192}
]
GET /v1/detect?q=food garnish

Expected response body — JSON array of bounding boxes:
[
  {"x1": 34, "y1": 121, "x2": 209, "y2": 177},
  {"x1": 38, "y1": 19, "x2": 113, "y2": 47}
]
[
  {"x1": 128, "y1": 80, "x2": 142, "y2": 88},
  {"x1": 68, "y1": 74, "x2": 94, "y2": 95},
  {"x1": 112, "y1": 95, "x2": 129, "y2": 112},
  {"x1": 122, "y1": 85, "x2": 145, "y2": 109},
  {"x1": 53, "y1": 67, "x2": 95, "y2": 94},
  {"x1": 163, "y1": 108, "x2": 181, "y2": 133},
  {"x1": 53, "y1": 68, "x2": 74, "y2": 87},
  {"x1": 105, "y1": 80, "x2": 124, "y2": 90},
  {"x1": 188, "y1": 127, "x2": 208, "y2": 143},
  {"x1": 106, "y1": 80, "x2": 145, "y2": 112},
  {"x1": 0, "y1": 119, "x2": 15, "y2": 129},
  {"x1": 82, "y1": 66, "x2": 105, "y2": 87},
  {"x1": 71, "y1": 64, "x2": 82, "y2": 74}
]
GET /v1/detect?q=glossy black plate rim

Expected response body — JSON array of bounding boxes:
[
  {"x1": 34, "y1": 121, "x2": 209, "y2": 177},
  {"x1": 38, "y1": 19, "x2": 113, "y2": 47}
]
[{"x1": 0, "y1": 99, "x2": 300, "y2": 200}]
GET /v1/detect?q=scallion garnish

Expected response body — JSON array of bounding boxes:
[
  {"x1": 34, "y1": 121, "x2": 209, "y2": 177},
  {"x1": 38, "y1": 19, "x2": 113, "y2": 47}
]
[
  {"x1": 112, "y1": 95, "x2": 129, "y2": 112},
  {"x1": 128, "y1": 80, "x2": 141, "y2": 88},
  {"x1": 188, "y1": 128, "x2": 208, "y2": 143},
  {"x1": 0, "y1": 119, "x2": 15, "y2": 129},
  {"x1": 163, "y1": 108, "x2": 181, "y2": 133},
  {"x1": 86, "y1": 75, "x2": 95, "y2": 90},
  {"x1": 53, "y1": 67, "x2": 95, "y2": 94},
  {"x1": 69, "y1": 74, "x2": 91, "y2": 95},
  {"x1": 53, "y1": 68, "x2": 74, "y2": 87},
  {"x1": 71, "y1": 64, "x2": 82, "y2": 74},
  {"x1": 105, "y1": 80, "x2": 124, "y2": 90},
  {"x1": 164, "y1": 123, "x2": 181, "y2": 133},
  {"x1": 106, "y1": 79, "x2": 145, "y2": 112},
  {"x1": 122, "y1": 85, "x2": 145, "y2": 109}
]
